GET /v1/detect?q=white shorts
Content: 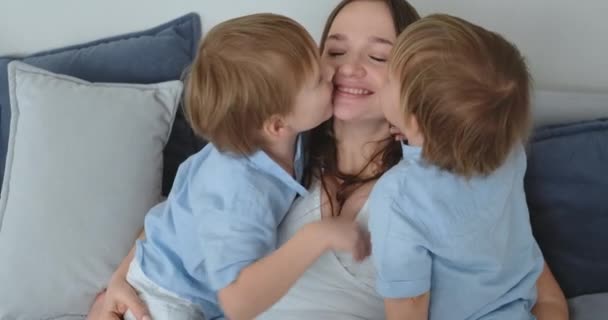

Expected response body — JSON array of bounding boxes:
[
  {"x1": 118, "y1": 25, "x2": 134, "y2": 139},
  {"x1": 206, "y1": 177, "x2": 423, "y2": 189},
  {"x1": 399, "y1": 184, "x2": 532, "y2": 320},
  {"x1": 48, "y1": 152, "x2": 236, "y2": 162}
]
[{"x1": 124, "y1": 259, "x2": 205, "y2": 320}]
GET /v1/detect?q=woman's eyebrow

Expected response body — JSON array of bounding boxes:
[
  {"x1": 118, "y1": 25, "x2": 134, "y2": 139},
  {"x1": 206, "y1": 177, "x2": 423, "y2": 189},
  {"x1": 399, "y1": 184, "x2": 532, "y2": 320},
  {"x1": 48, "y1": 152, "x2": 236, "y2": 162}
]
[
  {"x1": 327, "y1": 33, "x2": 346, "y2": 41},
  {"x1": 327, "y1": 33, "x2": 393, "y2": 46},
  {"x1": 327, "y1": 33, "x2": 393, "y2": 49},
  {"x1": 371, "y1": 36, "x2": 394, "y2": 46}
]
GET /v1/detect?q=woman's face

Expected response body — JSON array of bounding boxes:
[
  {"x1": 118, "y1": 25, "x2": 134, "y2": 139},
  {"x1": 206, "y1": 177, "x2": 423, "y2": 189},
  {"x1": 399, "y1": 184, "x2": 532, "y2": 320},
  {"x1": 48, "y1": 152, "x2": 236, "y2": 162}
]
[{"x1": 322, "y1": 0, "x2": 397, "y2": 122}]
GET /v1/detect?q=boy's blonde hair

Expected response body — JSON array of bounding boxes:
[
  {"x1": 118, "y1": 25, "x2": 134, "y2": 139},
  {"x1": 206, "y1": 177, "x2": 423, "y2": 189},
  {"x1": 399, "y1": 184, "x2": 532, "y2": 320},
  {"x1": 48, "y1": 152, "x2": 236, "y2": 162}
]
[
  {"x1": 390, "y1": 14, "x2": 531, "y2": 176},
  {"x1": 185, "y1": 13, "x2": 319, "y2": 155}
]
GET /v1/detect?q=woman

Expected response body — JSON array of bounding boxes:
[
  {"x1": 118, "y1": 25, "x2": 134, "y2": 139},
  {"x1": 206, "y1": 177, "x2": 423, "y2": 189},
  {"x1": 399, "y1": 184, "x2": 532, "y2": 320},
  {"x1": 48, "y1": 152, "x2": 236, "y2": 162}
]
[{"x1": 89, "y1": 1, "x2": 568, "y2": 319}]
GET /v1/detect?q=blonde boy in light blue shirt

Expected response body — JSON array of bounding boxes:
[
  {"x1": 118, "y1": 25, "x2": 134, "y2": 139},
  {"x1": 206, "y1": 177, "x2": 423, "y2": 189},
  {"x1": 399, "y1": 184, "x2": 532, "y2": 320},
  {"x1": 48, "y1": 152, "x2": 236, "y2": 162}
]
[
  {"x1": 369, "y1": 14, "x2": 544, "y2": 320},
  {"x1": 121, "y1": 13, "x2": 371, "y2": 320}
]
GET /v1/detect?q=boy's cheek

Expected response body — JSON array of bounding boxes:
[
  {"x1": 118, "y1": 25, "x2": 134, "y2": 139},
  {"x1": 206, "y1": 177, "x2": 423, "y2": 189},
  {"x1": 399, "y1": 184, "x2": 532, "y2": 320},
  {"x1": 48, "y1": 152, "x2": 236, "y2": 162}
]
[{"x1": 385, "y1": 96, "x2": 402, "y2": 122}]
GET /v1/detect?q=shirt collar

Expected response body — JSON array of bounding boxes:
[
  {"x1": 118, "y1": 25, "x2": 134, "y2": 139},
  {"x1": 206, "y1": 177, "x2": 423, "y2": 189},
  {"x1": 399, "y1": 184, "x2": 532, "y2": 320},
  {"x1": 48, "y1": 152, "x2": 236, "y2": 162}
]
[
  {"x1": 401, "y1": 142, "x2": 423, "y2": 160},
  {"x1": 247, "y1": 135, "x2": 308, "y2": 197}
]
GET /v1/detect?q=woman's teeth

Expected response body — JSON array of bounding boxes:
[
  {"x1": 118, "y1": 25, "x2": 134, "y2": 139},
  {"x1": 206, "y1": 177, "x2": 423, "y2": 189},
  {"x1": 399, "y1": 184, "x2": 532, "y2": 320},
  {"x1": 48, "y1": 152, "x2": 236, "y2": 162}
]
[{"x1": 338, "y1": 87, "x2": 371, "y2": 95}]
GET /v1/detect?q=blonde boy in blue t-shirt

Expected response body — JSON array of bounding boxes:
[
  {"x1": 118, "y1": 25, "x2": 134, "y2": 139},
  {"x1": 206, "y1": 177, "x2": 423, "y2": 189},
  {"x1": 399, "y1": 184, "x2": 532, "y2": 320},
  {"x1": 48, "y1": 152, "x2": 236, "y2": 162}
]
[
  {"x1": 121, "y1": 13, "x2": 370, "y2": 320},
  {"x1": 369, "y1": 14, "x2": 544, "y2": 320}
]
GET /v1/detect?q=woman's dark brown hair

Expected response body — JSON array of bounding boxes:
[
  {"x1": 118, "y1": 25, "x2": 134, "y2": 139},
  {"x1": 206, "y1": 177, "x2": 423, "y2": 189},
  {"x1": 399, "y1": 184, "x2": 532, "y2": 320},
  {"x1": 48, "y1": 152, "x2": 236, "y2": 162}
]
[{"x1": 304, "y1": 0, "x2": 420, "y2": 216}]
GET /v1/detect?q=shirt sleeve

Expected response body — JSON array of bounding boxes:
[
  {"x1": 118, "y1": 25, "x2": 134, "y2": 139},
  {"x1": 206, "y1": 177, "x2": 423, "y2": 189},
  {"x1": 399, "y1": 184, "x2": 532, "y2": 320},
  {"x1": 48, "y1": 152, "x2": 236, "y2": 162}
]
[
  {"x1": 198, "y1": 192, "x2": 277, "y2": 292},
  {"x1": 368, "y1": 179, "x2": 432, "y2": 299}
]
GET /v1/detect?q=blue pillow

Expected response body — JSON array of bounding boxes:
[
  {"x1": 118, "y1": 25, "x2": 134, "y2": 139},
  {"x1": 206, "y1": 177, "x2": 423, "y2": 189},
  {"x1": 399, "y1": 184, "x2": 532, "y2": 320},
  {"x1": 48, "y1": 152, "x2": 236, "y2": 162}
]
[
  {"x1": 0, "y1": 13, "x2": 205, "y2": 195},
  {"x1": 525, "y1": 118, "x2": 608, "y2": 298}
]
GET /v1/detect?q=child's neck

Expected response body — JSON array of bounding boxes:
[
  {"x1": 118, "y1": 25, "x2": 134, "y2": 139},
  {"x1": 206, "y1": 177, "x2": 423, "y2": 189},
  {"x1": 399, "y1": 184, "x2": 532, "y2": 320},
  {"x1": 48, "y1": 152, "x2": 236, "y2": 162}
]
[
  {"x1": 263, "y1": 133, "x2": 298, "y2": 176},
  {"x1": 407, "y1": 135, "x2": 424, "y2": 147}
]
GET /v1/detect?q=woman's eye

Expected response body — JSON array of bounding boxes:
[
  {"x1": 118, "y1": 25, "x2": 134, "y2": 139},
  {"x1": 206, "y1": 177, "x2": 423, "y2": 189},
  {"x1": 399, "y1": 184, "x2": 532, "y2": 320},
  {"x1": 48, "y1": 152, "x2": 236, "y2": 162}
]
[
  {"x1": 371, "y1": 56, "x2": 387, "y2": 62},
  {"x1": 327, "y1": 51, "x2": 345, "y2": 57}
]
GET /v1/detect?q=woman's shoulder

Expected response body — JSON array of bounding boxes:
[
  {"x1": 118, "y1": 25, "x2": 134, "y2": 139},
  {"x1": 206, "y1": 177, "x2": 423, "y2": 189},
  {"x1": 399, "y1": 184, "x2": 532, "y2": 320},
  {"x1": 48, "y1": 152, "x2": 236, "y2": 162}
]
[
  {"x1": 289, "y1": 179, "x2": 322, "y2": 217},
  {"x1": 277, "y1": 180, "x2": 323, "y2": 240}
]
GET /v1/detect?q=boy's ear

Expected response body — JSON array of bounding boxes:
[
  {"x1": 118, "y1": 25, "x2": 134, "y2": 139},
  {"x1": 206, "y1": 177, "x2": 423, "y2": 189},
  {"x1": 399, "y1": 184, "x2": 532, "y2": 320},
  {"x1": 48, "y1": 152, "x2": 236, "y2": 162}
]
[
  {"x1": 262, "y1": 114, "x2": 287, "y2": 138},
  {"x1": 406, "y1": 114, "x2": 420, "y2": 133}
]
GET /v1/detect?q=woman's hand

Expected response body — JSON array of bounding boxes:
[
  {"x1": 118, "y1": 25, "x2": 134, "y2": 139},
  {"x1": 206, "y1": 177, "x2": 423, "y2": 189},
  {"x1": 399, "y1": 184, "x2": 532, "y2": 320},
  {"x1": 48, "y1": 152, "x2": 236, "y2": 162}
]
[
  {"x1": 87, "y1": 231, "x2": 150, "y2": 320},
  {"x1": 86, "y1": 290, "x2": 109, "y2": 320},
  {"x1": 532, "y1": 263, "x2": 569, "y2": 320},
  {"x1": 87, "y1": 271, "x2": 150, "y2": 320},
  {"x1": 104, "y1": 270, "x2": 150, "y2": 320}
]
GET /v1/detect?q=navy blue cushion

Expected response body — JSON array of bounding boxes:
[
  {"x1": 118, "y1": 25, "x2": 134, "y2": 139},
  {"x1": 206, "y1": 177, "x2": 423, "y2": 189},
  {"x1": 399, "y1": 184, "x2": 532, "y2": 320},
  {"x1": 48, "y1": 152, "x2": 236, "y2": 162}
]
[
  {"x1": 525, "y1": 118, "x2": 608, "y2": 298},
  {"x1": 0, "y1": 13, "x2": 206, "y2": 195}
]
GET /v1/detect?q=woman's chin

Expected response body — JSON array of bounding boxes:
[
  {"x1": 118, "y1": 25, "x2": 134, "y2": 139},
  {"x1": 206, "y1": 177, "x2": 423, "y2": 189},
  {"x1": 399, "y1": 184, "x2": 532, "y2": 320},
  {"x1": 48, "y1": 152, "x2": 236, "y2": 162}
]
[{"x1": 333, "y1": 103, "x2": 381, "y2": 122}]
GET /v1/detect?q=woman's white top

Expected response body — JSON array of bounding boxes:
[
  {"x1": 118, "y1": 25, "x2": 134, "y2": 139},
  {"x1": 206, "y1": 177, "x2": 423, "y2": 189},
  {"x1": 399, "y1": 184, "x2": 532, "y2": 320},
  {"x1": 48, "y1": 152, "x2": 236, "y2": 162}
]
[{"x1": 258, "y1": 182, "x2": 384, "y2": 320}]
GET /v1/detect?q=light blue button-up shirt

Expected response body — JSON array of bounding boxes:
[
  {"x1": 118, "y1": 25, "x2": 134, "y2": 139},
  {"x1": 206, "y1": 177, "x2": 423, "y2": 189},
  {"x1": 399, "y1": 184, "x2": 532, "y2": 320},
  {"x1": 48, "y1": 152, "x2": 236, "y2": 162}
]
[
  {"x1": 135, "y1": 137, "x2": 308, "y2": 319},
  {"x1": 369, "y1": 143, "x2": 543, "y2": 320}
]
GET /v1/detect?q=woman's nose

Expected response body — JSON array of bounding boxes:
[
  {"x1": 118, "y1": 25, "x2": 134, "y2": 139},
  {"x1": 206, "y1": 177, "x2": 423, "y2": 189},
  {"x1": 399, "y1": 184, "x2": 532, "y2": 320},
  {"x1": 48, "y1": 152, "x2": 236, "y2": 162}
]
[{"x1": 337, "y1": 59, "x2": 366, "y2": 78}]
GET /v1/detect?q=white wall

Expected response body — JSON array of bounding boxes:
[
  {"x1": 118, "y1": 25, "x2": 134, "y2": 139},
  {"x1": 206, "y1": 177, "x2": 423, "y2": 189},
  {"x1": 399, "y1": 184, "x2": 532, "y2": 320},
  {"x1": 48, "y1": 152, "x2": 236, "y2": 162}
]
[{"x1": 1, "y1": 0, "x2": 607, "y2": 92}]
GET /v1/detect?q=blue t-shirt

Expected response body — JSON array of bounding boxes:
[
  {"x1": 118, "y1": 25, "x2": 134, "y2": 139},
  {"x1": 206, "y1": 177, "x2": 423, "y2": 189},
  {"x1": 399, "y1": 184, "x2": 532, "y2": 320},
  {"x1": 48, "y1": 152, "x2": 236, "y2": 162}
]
[
  {"x1": 368, "y1": 143, "x2": 543, "y2": 320},
  {"x1": 135, "y1": 137, "x2": 308, "y2": 319}
]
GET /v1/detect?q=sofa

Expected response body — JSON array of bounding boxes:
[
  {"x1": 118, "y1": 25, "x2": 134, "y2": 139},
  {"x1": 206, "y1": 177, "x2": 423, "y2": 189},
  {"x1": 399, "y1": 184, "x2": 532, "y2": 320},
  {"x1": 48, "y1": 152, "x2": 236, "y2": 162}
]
[
  {"x1": 527, "y1": 90, "x2": 608, "y2": 320},
  {"x1": 0, "y1": 12, "x2": 606, "y2": 320}
]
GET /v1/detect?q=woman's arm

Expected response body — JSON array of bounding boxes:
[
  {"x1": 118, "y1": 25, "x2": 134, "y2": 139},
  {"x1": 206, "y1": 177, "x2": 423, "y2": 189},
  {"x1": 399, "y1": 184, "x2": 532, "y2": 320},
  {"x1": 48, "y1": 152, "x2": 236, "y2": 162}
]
[
  {"x1": 532, "y1": 262, "x2": 569, "y2": 320},
  {"x1": 87, "y1": 229, "x2": 150, "y2": 320},
  {"x1": 218, "y1": 220, "x2": 370, "y2": 320}
]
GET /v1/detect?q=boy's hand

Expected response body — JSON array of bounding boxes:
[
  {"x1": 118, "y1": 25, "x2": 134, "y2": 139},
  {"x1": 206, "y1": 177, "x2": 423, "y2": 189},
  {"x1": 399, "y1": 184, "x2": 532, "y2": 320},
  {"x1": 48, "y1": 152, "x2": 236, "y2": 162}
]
[{"x1": 321, "y1": 220, "x2": 371, "y2": 261}]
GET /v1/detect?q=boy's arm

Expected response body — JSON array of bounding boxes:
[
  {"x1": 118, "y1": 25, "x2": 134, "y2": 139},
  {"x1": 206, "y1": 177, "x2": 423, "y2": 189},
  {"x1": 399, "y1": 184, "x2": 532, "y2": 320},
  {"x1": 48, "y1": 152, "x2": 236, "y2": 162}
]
[
  {"x1": 368, "y1": 177, "x2": 432, "y2": 320},
  {"x1": 532, "y1": 263, "x2": 569, "y2": 320},
  {"x1": 217, "y1": 222, "x2": 324, "y2": 320},
  {"x1": 385, "y1": 292, "x2": 430, "y2": 320},
  {"x1": 217, "y1": 219, "x2": 369, "y2": 320}
]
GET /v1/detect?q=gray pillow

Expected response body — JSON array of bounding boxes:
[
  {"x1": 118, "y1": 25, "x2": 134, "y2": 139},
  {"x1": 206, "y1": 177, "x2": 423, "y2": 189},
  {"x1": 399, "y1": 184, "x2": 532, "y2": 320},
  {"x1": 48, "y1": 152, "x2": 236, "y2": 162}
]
[
  {"x1": 0, "y1": 62, "x2": 182, "y2": 319},
  {"x1": 0, "y1": 12, "x2": 203, "y2": 196}
]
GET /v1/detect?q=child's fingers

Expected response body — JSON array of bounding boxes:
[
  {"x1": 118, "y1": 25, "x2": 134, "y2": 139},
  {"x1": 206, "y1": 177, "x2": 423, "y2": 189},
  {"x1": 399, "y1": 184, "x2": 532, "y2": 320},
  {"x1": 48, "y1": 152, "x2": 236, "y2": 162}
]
[
  {"x1": 354, "y1": 236, "x2": 366, "y2": 262},
  {"x1": 362, "y1": 231, "x2": 371, "y2": 259},
  {"x1": 354, "y1": 230, "x2": 371, "y2": 261}
]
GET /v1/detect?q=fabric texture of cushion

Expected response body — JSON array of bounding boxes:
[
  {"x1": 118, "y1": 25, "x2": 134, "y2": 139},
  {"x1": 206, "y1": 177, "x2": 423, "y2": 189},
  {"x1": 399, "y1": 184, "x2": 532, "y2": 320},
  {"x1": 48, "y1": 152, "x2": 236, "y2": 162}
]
[
  {"x1": 525, "y1": 118, "x2": 608, "y2": 298},
  {"x1": 533, "y1": 90, "x2": 608, "y2": 127},
  {"x1": 0, "y1": 62, "x2": 182, "y2": 319},
  {"x1": 568, "y1": 293, "x2": 608, "y2": 320},
  {"x1": 0, "y1": 12, "x2": 204, "y2": 195}
]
